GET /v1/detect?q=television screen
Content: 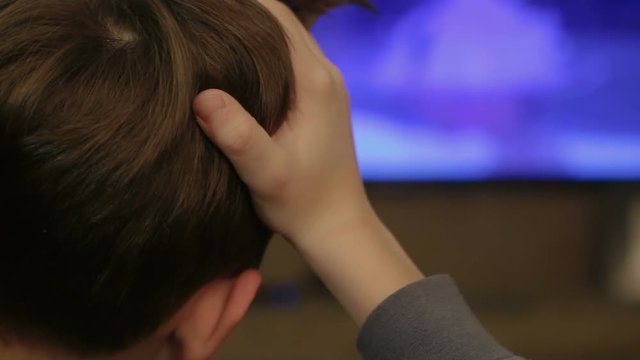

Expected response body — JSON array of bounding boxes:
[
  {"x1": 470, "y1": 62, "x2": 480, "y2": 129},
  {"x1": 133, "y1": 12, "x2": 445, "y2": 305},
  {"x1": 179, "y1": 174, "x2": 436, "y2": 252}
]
[{"x1": 313, "y1": 0, "x2": 640, "y2": 181}]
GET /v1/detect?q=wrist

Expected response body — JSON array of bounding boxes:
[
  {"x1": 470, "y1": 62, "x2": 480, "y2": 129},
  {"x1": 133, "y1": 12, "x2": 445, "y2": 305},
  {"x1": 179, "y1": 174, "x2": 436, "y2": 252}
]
[{"x1": 289, "y1": 192, "x2": 378, "y2": 252}]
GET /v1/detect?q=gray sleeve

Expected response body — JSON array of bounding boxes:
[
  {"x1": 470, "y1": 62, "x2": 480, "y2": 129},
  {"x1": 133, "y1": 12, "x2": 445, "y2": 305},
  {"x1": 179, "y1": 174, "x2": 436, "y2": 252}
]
[{"x1": 357, "y1": 275, "x2": 524, "y2": 360}]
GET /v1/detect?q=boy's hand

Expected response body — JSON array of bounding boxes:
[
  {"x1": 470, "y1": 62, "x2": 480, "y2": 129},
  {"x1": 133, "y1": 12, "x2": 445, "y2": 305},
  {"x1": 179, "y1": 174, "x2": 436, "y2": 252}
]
[
  {"x1": 194, "y1": 0, "x2": 423, "y2": 324},
  {"x1": 194, "y1": 0, "x2": 372, "y2": 248}
]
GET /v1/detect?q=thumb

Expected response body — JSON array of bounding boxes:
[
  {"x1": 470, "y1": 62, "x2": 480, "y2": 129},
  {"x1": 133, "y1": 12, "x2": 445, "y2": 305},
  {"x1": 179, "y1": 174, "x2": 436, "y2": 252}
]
[{"x1": 193, "y1": 90, "x2": 286, "y2": 194}]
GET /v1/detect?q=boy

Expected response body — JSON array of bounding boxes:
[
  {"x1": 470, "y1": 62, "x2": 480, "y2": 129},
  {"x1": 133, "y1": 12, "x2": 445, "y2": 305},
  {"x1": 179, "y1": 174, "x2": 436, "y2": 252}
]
[{"x1": 0, "y1": 0, "x2": 519, "y2": 358}]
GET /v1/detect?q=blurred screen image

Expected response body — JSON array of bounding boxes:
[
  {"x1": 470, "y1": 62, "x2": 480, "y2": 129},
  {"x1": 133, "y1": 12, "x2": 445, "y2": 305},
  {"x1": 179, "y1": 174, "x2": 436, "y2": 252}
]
[{"x1": 313, "y1": 0, "x2": 640, "y2": 181}]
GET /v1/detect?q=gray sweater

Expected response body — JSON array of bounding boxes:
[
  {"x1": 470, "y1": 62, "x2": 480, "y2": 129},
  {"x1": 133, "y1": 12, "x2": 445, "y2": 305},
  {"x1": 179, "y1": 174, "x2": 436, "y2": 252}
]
[{"x1": 357, "y1": 275, "x2": 524, "y2": 360}]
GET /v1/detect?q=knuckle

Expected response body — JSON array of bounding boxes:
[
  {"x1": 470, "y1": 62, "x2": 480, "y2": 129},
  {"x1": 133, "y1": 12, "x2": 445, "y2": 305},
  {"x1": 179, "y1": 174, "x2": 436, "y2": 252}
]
[
  {"x1": 223, "y1": 119, "x2": 255, "y2": 156},
  {"x1": 306, "y1": 63, "x2": 347, "y2": 96},
  {"x1": 334, "y1": 67, "x2": 346, "y2": 81},
  {"x1": 309, "y1": 67, "x2": 336, "y2": 93},
  {"x1": 327, "y1": 63, "x2": 343, "y2": 79},
  {"x1": 264, "y1": 157, "x2": 289, "y2": 195},
  {"x1": 330, "y1": 66, "x2": 347, "y2": 88}
]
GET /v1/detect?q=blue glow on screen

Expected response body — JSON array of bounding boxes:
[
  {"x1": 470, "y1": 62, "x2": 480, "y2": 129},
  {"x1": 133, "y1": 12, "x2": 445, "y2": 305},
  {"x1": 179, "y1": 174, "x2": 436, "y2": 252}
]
[{"x1": 312, "y1": 0, "x2": 640, "y2": 181}]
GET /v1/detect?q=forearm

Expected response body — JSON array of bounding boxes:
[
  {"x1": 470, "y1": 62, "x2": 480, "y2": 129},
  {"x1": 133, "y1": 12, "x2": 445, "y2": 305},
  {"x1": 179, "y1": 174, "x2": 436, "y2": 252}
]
[{"x1": 293, "y1": 202, "x2": 424, "y2": 325}]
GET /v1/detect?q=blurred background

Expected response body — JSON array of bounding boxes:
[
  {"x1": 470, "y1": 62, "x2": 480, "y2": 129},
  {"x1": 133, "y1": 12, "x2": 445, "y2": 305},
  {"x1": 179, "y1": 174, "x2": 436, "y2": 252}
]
[{"x1": 218, "y1": 0, "x2": 640, "y2": 359}]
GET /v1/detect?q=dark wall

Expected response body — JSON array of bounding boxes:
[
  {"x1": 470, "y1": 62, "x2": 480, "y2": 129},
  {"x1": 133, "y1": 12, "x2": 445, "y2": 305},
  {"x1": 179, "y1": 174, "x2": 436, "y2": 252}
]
[{"x1": 366, "y1": 183, "x2": 612, "y2": 298}]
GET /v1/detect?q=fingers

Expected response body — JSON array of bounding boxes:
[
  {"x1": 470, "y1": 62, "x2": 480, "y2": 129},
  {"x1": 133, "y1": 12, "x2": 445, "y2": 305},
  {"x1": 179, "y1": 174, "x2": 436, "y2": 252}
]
[
  {"x1": 255, "y1": 0, "x2": 345, "y2": 120},
  {"x1": 258, "y1": 0, "x2": 309, "y2": 41},
  {"x1": 193, "y1": 90, "x2": 286, "y2": 194},
  {"x1": 257, "y1": 0, "x2": 331, "y2": 70}
]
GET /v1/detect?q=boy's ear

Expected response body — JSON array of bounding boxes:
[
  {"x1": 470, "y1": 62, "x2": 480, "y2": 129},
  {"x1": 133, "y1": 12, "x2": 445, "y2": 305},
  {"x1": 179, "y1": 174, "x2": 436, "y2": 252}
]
[
  {"x1": 173, "y1": 270, "x2": 262, "y2": 360},
  {"x1": 285, "y1": 0, "x2": 374, "y2": 28}
]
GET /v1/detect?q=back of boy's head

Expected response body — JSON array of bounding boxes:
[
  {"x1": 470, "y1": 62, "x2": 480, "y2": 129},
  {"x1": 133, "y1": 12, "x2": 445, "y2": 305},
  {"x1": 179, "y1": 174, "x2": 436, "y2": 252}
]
[{"x1": 0, "y1": 0, "x2": 368, "y2": 355}]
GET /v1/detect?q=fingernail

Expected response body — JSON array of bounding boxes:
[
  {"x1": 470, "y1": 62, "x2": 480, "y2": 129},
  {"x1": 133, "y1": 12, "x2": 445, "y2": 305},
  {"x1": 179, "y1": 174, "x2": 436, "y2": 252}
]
[{"x1": 195, "y1": 91, "x2": 227, "y2": 124}]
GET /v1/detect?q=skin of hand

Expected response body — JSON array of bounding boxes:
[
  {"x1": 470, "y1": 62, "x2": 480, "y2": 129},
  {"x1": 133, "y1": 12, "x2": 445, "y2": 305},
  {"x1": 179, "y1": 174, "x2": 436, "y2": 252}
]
[{"x1": 193, "y1": 0, "x2": 424, "y2": 325}]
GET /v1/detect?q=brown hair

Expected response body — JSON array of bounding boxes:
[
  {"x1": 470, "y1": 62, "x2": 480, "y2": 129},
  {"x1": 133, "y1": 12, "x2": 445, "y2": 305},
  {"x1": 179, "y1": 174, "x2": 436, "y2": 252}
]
[{"x1": 0, "y1": 0, "x2": 367, "y2": 355}]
